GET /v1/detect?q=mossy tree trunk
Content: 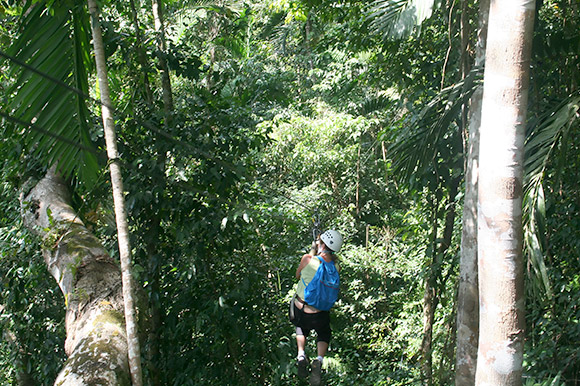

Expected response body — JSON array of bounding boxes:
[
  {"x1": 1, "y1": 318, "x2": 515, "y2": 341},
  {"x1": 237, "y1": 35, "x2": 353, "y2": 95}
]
[{"x1": 21, "y1": 171, "x2": 130, "y2": 385}]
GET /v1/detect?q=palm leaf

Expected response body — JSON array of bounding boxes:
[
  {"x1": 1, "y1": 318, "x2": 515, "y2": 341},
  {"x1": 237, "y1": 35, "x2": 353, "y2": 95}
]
[
  {"x1": 4, "y1": 4, "x2": 99, "y2": 186},
  {"x1": 358, "y1": 94, "x2": 394, "y2": 116},
  {"x1": 388, "y1": 67, "x2": 482, "y2": 185},
  {"x1": 368, "y1": 0, "x2": 440, "y2": 40},
  {"x1": 271, "y1": 23, "x2": 292, "y2": 56},
  {"x1": 523, "y1": 93, "x2": 580, "y2": 300}
]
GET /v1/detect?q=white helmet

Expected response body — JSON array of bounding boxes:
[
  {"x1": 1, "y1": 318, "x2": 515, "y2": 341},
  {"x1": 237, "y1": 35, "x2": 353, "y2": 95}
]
[{"x1": 320, "y1": 230, "x2": 343, "y2": 252}]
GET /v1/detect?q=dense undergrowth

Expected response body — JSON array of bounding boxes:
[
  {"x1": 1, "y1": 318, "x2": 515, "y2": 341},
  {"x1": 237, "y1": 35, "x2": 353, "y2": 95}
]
[{"x1": 1, "y1": 0, "x2": 579, "y2": 384}]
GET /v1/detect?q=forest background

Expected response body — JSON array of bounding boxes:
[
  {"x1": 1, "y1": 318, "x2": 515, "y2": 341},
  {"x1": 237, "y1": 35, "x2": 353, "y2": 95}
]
[{"x1": 0, "y1": 0, "x2": 579, "y2": 385}]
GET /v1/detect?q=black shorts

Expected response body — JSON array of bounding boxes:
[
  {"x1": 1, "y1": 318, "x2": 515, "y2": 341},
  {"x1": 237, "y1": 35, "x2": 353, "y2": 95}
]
[{"x1": 290, "y1": 301, "x2": 332, "y2": 343}]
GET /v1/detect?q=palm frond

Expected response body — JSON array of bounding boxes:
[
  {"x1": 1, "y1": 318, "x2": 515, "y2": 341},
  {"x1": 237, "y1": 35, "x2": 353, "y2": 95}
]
[
  {"x1": 259, "y1": 11, "x2": 286, "y2": 40},
  {"x1": 4, "y1": 4, "x2": 99, "y2": 186},
  {"x1": 388, "y1": 67, "x2": 482, "y2": 185},
  {"x1": 523, "y1": 93, "x2": 580, "y2": 300},
  {"x1": 368, "y1": 0, "x2": 439, "y2": 40},
  {"x1": 270, "y1": 23, "x2": 292, "y2": 56},
  {"x1": 358, "y1": 94, "x2": 394, "y2": 116}
]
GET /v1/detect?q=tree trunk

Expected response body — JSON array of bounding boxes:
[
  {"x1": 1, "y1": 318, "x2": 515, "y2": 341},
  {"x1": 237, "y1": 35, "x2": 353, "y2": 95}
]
[
  {"x1": 421, "y1": 279, "x2": 437, "y2": 386},
  {"x1": 128, "y1": 0, "x2": 153, "y2": 105},
  {"x1": 21, "y1": 172, "x2": 130, "y2": 385},
  {"x1": 476, "y1": 0, "x2": 535, "y2": 383},
  {"x1": 421, "y1": 176, "x2": 460, "y2": 385},
  {"x1": 421, "y1": 196, "x2": 439, "y2": 386},
  {"x1": 149, "y1": 2, "x2": 172, "y2": 383},
  {"x1": 455, "y1": 0, "x2": 489, "y2": 384},
  {"x1": 152, "y1": 0, "x2": 174, "y2": 114},
  {"x1": 88, "y1": 0, "x2": 143, "y2": 384}
]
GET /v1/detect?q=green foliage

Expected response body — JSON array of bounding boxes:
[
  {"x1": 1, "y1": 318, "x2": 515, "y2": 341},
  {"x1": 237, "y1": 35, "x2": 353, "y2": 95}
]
[
  {"x1": 522, "y1": 2, "x2": 580, "y2": 382},
  {"x1": 1, "y1": 0, "x2": 580, "y2": 384},
  {"x1": 523, "y1": 94, "x2": 580, "y2": 301},
  {"x1": 523, "y1": 119, "x2": 580, "y2": 384},
  {"x1": 369, "y1": 0, "x2": 441, "y2": 40},
  {"x1": 0, "y1": 152, "x2": 66, "y2": 384},
  {"x1": 3, "y1": 3, "x2": 100, "y2": 186},
  {"x1": 328, "y1": 243, "x2": 426, "y2": 385}
]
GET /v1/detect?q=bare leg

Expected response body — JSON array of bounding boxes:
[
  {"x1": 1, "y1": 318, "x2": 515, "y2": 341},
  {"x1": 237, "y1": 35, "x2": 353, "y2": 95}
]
[
  {"x1": 316, "y1": 341, "x2": 328, "y2": 358},
  {"x1": 310, "y1": 341, "x2": 327, "y2": 385},
  {"x1": 296, "y1": 332, "x2": 309, "y2": 379},
  {"x1": 297, "y1": 334, "x2": 306, "y2": 355}
]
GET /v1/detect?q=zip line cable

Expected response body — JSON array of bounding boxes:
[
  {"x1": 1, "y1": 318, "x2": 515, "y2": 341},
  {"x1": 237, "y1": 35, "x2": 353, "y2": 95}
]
[
  {"x1": 0, "y1": 110, "x2": 97, "y2": 154},
  {"x1": 1, "y1": 101, "x2": 317, "y2": 237},
  {"x1": 1, "y1": 50, "x2": 325, "y2": 236},
  {"x1": 257, "y1": 184, "x2": 324, "y2": 242},
  {"x1": 0, "y1": 49, "x2": 233, "y2": 171},
  {"x1": 259, "y1": 184, "x2": 317, "y2": 213}
]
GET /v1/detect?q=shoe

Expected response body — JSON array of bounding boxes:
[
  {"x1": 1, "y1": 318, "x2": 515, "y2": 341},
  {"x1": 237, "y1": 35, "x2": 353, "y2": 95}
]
[
  {"x1": 310, "y1": 359, "x2": 321, "y2": 386},
  {"x1": 297, "y1": 355, "x2": 309, "y2": 379}
]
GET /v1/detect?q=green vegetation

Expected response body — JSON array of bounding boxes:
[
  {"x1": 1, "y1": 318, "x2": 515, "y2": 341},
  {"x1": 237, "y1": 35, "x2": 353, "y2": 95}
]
[{"x1": 0, "y1": 0, "x2": 579, "y2": 384}]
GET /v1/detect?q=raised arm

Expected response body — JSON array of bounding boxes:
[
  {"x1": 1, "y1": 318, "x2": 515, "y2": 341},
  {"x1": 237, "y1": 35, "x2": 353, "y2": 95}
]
[{"x1": 296, "y1": 254, "x2": 312, "y2": 279}]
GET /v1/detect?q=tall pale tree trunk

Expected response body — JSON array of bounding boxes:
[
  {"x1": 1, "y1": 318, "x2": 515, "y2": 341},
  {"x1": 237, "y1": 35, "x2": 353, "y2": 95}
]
[
  {"x1": 21, "y1": 171, "x2": 130, "y2": 385},
  {"x1": 455, "y1": 0, "x2": 489, "y2": 383},
  {"x1": 88, "y1": 0, "x2": 143, "y2": 384},
  {"x1": 476, "y1": 0, "x2": 535, "y2": 384}
]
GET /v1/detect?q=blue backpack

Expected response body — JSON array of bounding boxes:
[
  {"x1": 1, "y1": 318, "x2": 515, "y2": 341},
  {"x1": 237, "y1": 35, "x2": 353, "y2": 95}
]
[{"x1": 303, "y1": 256, "x2": 340, "y2": 311}]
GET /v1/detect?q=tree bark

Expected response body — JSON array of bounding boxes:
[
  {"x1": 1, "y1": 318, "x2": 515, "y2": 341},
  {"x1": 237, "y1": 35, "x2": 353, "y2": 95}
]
[
  {"x1": 152, "y1": 0, "x2": 174, "y2": 114},
  {"x1": 455, "y1": 0, "x2": 489, "y2": 384},
  {"x1": 421, "y1": 279, "x2": 437, "y2": 386},
  {"x1": 21, "y1": 172, "x2": 130, "y2": 385},
  {"x1": 149, "y1": 3, "x2": 172, "y2": 383},
  {"x1": 128, "y1": 0, "x2": 153, "y2": 105},
  {"x1": 421, "y1": 196, "x2": 439, "y2": 386},
  {"x1": 88, "y1": 0, "x2": 143, "y2": 384},
  {"x1": 421, "y1": 176, "x2": 460, "y2": 385},
  {"x1": 476, "y1": 0, "x2": 535, "y2": 383}
]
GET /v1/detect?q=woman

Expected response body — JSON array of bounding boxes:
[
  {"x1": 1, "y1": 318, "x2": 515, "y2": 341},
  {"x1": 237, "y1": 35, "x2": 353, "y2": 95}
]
[{"x1": 291, "y1": 229, "x2": 342, "y2": 385}]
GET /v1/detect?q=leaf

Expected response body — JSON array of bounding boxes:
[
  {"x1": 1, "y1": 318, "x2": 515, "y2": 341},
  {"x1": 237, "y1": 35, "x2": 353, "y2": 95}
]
[
  {"x1": 368, "y1": 0, "x2": 440, "y2": 40},
  {"x1": 4, "y1": 4, "x2": 100, "y2": 186},
  {"x1": 523, "y1": 93, "x2": 580, "y2": 301},
  {"x1": 358, "y1": 94, "x2": 394, "y2": 116},
  {"x1": 388, "y1": 67, "x2": 482, "y2": 185}
]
